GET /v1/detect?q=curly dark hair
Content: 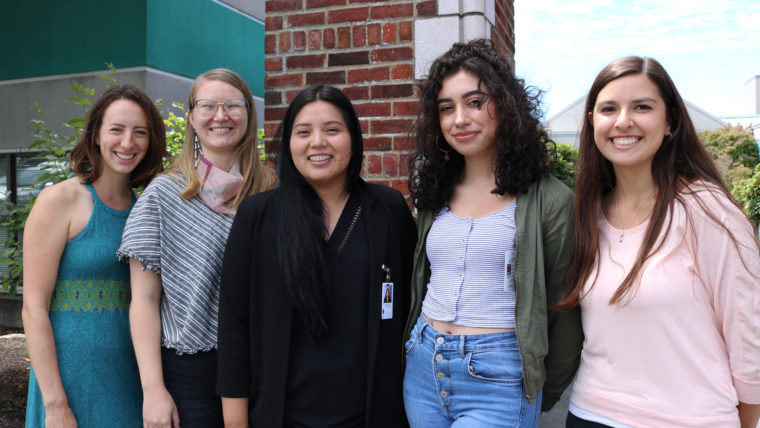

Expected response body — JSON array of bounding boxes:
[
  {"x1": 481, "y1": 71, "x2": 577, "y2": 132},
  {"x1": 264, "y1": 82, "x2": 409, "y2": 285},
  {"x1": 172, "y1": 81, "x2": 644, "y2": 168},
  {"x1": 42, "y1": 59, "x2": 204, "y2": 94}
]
[{"x1": 408, "y1": 38, "x2": 553, "y2": 211}]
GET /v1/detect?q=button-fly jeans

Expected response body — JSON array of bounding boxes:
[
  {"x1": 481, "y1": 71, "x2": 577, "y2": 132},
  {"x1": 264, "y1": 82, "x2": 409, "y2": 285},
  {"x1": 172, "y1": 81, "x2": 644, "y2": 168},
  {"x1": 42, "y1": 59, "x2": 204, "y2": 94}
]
[{"x1": 403, "y1": 314, "x2": 542, "y2": 427}]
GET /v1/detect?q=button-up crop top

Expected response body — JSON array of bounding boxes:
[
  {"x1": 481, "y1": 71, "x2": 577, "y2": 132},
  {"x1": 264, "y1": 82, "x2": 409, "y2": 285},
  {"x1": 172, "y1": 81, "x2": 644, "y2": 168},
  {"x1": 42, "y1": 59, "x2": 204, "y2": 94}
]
[{"x1": 421, "y1": 200, "x2": 517, "y2": 328}]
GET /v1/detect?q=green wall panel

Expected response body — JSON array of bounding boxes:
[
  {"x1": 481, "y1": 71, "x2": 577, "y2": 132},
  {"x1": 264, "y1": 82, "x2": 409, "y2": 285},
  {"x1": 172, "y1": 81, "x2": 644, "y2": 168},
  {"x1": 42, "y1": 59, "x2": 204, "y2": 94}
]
[
  {"x1": 0, "y1": 0, "x2": 146, "y2": 79},
  {"x1": 146, "y1": 0, "x2": 265, "y2": 96}
]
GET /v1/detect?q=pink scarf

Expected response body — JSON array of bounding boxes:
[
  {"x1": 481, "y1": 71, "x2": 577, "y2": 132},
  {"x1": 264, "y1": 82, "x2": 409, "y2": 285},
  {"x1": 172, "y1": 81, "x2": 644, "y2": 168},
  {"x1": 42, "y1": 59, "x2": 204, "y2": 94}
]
[{"x1": 196, "y1": 156, "x2": 243, "y2": 215}]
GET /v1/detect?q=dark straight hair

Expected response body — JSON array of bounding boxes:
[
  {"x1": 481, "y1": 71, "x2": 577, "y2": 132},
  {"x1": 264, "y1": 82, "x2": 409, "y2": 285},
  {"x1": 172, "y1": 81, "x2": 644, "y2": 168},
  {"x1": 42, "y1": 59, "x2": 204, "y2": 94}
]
[{"x1": 273, "y1": 84, "x2": 364, "y2": 338}]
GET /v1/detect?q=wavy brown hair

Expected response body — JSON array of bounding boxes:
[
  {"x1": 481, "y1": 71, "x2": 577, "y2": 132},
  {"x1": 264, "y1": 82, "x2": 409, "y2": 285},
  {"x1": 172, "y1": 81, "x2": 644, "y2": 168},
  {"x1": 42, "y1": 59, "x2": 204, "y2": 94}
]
[
  {"x1": 69, "y1": 85, "x2": 166, "y2": 187},
  {"x1": 167, "y1": 68, "x2": 275, "y2": 206},
  {"x1": 408, "y1": 38, "x2": 553, "y2": 211},
  {"x1": 556, "y1": 56, "x2": 748, "y2": 309}
]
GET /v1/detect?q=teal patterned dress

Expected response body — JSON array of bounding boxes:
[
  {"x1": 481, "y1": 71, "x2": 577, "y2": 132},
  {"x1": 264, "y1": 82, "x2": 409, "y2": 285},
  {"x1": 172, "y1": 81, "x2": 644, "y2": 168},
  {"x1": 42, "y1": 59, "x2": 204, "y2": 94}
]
[{"x1": 26, "y1": 183, "x2": 142, "y2": 427}]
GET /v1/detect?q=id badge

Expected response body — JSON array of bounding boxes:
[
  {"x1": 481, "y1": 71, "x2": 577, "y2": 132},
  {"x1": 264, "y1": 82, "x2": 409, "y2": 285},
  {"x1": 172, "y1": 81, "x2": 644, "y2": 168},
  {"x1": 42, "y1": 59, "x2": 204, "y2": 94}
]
[
  {"x1": 504, "y1": 248, "x2": 515, "y2": 292},
  {"x1": 381, "y1": 282, "x2": 394, "y2": 320}
]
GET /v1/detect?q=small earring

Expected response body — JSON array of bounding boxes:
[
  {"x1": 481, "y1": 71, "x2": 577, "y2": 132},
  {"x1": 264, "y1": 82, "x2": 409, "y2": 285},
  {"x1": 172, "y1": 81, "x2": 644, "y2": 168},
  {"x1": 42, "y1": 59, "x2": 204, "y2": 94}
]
[
  {"x1": 665, "y1": 129, "x2": 671, "y2": 137},
  {"x1": 437, "y1": 136, "x2": 452, "y2": 162}
]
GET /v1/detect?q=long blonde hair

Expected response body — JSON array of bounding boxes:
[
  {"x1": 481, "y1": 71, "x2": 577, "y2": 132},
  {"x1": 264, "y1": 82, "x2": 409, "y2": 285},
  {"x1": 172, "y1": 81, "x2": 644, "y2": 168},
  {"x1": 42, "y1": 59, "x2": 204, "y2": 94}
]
[{"x1": 168, "y1": 68, "x2": 276, "y2": 206}]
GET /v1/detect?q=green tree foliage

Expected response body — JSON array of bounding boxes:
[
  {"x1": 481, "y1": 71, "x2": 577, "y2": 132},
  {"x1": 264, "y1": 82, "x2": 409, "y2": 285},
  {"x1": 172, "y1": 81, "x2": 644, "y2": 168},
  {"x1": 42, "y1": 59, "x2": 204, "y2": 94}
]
[
  {"x1": 699, "y1": 125, "x2": 759, "y2": 186},
  {"x1": 698, "y1": 125, "x2": 760, "y2": 226},
  {"x1": 550, "y1": 142, "x2": 578, "y2": 190},
  {"x1": 163, "y1": 102, "x2": 187, "y2": 168},
  {"x1": 732, "y1": 164, "x2": 760, "y2": 227}
]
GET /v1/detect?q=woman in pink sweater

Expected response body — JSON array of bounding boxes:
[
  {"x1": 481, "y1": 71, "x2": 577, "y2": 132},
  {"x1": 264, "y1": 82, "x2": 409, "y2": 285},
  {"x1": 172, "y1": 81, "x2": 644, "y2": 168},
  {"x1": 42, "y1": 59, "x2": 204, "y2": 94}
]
[{"x1": 556, "y1": 56, "x2": 760, "y2": 428}]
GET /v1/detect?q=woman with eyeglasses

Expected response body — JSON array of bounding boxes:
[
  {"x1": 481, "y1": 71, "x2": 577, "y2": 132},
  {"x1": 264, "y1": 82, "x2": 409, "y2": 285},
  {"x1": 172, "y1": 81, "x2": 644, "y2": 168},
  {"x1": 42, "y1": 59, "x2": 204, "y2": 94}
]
[
  {"x1": 23, "y1": 85, "x2": 165, "y2": 428},
  {"x1": 119, "y1": 69, "x2": 276, "y2": 428}
]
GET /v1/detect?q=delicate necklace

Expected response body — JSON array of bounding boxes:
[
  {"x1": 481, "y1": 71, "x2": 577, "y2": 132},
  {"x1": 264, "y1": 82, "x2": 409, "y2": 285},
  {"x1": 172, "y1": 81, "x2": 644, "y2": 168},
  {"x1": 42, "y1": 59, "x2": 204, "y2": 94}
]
[{"x1": 614, "y1": 187, "x2": 655, "y2": 243}]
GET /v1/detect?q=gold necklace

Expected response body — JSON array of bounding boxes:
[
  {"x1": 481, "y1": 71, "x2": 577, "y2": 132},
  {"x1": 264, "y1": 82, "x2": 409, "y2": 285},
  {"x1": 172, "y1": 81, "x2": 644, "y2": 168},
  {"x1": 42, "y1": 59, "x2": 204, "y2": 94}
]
[{"x1": 614, "y1": 188, "x2": 655, "y2": 243}]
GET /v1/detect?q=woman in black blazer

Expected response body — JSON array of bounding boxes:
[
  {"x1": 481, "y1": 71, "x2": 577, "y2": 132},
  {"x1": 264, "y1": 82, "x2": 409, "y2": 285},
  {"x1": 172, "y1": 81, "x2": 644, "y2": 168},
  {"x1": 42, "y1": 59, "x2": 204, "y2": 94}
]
[{"x1": 216, "y1": 85, "x2": 416, "y2": 427}]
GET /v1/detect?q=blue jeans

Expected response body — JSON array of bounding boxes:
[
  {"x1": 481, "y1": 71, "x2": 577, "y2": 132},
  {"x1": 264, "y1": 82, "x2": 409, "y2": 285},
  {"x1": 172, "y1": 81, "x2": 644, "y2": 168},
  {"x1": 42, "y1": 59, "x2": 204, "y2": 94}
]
[{"x1": 403, "y1": 315, "x2": 542, "y2": 427}]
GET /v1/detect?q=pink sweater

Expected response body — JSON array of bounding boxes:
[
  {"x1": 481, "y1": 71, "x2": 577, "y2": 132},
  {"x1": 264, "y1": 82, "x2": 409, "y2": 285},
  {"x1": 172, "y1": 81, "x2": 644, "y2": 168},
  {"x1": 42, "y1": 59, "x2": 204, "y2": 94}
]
[{"x1": 570, "y1": 182, "x2": 760, "y2": 428}]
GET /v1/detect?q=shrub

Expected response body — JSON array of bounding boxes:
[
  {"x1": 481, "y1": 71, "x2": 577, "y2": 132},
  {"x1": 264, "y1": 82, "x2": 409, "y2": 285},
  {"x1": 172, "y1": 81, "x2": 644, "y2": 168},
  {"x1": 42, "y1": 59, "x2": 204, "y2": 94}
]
[{"x1": 550, "y1": 142, "x2": 578, "y2": 190}]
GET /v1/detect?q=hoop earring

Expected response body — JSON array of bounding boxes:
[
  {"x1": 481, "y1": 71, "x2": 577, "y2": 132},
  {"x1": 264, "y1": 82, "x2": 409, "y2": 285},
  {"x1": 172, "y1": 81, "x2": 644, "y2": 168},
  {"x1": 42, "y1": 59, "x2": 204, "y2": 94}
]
[{"x1": 437, "y1": 136, "x2": 452, "y2": 162}]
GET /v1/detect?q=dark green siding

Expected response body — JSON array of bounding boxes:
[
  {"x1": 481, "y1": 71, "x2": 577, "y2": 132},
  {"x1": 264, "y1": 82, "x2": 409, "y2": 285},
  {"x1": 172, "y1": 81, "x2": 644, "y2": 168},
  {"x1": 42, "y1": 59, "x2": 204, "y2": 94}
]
[
  {"x1": 1, "y1": 0, "x2": 264, "y2": 96},
  {"x1": 147, "y1": 0, "x2": 264, "y2": 96},
  {"x1": 0, "y1": 0, "x2": 146, "y2": 79}
]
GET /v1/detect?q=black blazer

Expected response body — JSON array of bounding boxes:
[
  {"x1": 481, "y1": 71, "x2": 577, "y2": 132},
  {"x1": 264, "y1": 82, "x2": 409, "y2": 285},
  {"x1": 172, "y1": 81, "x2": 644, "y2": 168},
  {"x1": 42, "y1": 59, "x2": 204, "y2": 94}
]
[{"x1": 217, "y1": 180, "x2": 416, "y2": 427}]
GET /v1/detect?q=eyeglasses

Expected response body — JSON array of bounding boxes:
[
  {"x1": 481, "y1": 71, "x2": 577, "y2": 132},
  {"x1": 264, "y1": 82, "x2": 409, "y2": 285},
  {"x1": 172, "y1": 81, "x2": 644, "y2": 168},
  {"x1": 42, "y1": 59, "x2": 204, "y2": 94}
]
[{"x1": 193, "y1": 98, "x2": 247, "y2": 118}]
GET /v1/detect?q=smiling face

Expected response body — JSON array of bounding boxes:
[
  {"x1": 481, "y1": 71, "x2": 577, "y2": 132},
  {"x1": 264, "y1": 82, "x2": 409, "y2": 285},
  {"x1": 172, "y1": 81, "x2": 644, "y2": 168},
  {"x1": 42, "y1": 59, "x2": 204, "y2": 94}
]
[
  {"x1": 437, "y1": 70, "x2": 500, "y2": 162},
  {"x1": 289, "y1": 100, "x2": 353, "y2": 192},
  {"x1": 188, "y1": 79, "x2": 248, "y2": 162},
  {"x1": 97, "y1": 99, "x2": 149, "y2": 178},
  {"x1": 591, "y1": 73, "x2": 670, "y2": 174}
]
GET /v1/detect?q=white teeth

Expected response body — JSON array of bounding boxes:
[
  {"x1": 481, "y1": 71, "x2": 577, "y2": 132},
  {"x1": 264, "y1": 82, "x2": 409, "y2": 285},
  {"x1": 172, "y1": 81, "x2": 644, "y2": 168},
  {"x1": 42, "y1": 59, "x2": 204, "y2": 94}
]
[
  {"x1": 211, "y1": 128, "x2": 230, "y2": 132},
  {"x1": 612, "y1": 137, "x2": 639, "y2": 146},
  {"x1": 114, "y1": 152, "x2": 136, "y2": 160},
  {"x1": 308, "y1": 155, "x2": 332, "y2": 162}
]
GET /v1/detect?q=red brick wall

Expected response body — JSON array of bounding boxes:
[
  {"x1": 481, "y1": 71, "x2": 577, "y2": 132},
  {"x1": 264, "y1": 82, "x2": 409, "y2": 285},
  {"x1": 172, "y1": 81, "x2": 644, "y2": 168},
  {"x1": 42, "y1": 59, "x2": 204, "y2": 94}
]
[
  {"x1": 493, "y1": 0, "x2": 515, "y2": 66},
  {"x1": 264, "y1": 0, "x2": 515, "y2": 195}
]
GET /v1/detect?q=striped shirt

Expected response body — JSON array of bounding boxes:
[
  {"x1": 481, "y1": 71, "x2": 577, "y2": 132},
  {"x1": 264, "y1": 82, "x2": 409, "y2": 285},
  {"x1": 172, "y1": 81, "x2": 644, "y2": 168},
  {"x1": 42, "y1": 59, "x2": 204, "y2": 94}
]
[
  {"x1": 421, "y1": 200, "x2": 517, "y2": 328},
  {"x1": 118, "y1": 174, "x2": 234, "y2": 354}
]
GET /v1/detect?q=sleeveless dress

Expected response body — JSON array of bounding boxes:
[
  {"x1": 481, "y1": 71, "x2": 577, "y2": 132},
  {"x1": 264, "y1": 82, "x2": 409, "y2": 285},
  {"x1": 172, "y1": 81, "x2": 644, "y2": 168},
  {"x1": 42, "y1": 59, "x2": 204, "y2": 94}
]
[{"x1": 26, "y1": 183, "x2": 142, "y2": 427}]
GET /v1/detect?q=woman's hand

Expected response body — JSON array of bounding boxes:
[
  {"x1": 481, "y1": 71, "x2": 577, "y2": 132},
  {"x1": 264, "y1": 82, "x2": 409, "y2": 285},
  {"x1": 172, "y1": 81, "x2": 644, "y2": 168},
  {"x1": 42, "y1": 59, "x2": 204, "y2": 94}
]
[
  {"x1": 142, "y1": 385, "x2": 179, "y2": 428},
  {"x1": 44, "y1": 401, "x2": 78, "y2": 428},
  {"x1": 129, "y1": 261, "x2": 177, "y2": 427}
]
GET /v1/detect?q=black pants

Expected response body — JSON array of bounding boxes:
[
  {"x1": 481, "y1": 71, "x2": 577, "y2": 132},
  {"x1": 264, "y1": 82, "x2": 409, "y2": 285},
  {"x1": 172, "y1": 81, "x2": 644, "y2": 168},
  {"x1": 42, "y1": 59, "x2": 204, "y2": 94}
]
[
  {"x1": 566, "y1": 411, "x2": 614, "y2": 428},
  {"x1": 162, "y1": 348, "x2": 224, "y2": 428}
]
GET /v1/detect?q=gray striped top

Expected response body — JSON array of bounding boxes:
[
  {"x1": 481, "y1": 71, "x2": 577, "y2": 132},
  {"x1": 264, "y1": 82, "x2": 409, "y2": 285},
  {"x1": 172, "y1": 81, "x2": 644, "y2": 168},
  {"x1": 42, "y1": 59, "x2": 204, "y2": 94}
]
[
  {"x1": 421, "y1": 200, "x2": 517, "y2": 328},
  {"x1": 118, "y1": 174, "x2": 234, "y2": 354}
]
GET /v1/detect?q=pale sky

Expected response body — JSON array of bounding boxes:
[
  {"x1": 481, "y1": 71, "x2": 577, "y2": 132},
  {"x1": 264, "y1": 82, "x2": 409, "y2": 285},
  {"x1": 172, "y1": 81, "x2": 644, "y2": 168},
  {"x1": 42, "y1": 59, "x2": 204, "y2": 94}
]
[{"x1": 514, "y1": 0, "x2": 760, "y2": 119}]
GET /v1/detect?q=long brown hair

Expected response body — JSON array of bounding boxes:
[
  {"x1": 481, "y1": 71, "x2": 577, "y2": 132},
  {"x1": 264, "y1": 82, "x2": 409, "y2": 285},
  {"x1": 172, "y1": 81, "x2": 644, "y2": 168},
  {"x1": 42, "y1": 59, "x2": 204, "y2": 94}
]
[
  {"x1": 69, "y1": 85, "x2": 166, "y2": 187},
  {"x1": 167, "y1": 68, "x2": 276, "y2": 206},
  {"x1": 556, "y1": 56, "x2": 742, "y2": 309}
]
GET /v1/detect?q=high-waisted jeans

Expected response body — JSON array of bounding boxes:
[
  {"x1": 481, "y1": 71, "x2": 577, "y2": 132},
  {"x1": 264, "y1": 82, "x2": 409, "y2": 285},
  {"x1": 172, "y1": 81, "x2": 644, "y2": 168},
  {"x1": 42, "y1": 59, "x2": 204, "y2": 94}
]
[{"x1": 403, "y1": 314, "x2": 542, "y2": 427}]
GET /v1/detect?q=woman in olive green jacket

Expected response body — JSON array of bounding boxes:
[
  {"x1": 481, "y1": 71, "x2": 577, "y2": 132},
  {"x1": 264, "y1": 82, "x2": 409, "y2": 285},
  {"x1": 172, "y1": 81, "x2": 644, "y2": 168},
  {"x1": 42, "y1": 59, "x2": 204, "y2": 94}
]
[{"x1": 402, "y1": 39, "x2": 583, "y2": 427}]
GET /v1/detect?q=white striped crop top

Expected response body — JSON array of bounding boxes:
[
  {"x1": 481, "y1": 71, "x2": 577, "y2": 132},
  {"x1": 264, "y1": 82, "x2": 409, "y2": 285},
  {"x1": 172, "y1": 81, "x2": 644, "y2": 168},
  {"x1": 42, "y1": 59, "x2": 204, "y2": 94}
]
[{"x1": 421, "y1": 200, "x2": 517, "y2": 328}]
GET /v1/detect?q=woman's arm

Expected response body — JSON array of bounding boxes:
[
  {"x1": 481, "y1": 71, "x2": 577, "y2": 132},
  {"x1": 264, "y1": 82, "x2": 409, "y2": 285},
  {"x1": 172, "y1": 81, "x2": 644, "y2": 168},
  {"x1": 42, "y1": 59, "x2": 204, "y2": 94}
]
[
  {"x1": 221, "y1": 397, "x2": 249, "y2": 428},
  {"x1": 739, "y1": 402, "x2": 760, "y2": 428},
  {"x1": 689, "y1": 189, "x2": 760, "y2": 415},
  {"x1": 21, "y1": 185, "x2": 78, "y2": 427},
  {"x1": 129, "y1": 260, "x2": 178, "y2": 428}
]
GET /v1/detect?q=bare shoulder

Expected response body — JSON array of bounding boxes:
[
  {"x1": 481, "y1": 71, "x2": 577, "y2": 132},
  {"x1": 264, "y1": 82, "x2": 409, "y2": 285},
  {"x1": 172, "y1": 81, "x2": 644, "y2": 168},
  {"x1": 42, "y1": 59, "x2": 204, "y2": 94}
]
[
  {"x1": 28, "y1": 177, "x2": 90, "y2": 224},
  {"x1": 35, "y1": 176, "x2": 88, "y2": 204}
]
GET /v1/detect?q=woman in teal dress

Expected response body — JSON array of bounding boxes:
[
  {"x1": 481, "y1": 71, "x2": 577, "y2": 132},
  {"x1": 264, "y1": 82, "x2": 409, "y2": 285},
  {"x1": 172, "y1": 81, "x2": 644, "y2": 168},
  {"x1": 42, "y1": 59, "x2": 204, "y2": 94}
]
[{"x1": 22, "y1": 85, "x2": 166, "y2": 427}]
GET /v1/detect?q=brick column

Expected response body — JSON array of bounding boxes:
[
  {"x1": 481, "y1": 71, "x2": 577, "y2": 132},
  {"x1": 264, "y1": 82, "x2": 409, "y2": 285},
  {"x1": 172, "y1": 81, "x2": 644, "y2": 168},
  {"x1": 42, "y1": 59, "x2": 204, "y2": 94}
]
[{"x1": 265, "y1": 0, "x2": 514, "y2": 195}]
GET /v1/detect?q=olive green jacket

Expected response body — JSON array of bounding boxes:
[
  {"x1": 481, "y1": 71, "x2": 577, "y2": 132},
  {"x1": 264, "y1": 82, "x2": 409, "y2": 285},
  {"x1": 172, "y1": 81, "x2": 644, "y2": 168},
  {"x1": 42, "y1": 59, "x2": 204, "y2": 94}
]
[{"x1": 403, "y1": 174, "x2": 583, "y2": 411}]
